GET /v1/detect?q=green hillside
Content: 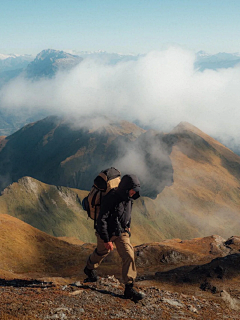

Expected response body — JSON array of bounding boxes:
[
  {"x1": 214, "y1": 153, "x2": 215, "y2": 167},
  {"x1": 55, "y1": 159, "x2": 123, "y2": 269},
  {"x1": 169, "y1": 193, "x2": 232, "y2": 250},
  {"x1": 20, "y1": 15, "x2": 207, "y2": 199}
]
[{"x1": 0, "y1": 177, "x2": 95, "y2": 242}]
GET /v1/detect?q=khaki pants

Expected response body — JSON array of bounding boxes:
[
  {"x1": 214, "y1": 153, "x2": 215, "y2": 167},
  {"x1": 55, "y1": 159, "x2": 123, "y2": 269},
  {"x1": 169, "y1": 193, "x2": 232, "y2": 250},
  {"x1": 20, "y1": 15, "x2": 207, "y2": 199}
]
[{"x1": 86, "y1": 232, "x2": 137, "y2": 284}]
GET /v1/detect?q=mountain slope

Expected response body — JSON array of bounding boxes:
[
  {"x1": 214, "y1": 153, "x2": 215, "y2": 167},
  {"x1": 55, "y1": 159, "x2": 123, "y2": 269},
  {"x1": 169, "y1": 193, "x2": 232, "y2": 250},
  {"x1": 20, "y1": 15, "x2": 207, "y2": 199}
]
[
  {"x1": 0, "y1": 116, "x2": 145, "y2": 193},
  {"x1": 0, "y1": 213, "x2": 96, "y2": 277},
  {"x1": 1, "y1": 218, "x2": 240, "y2": 320},
  {"x1": 1, "y1": 118, "x2": 240, "y2": 241},
  {"x1": 1, "y1": 211, "x2": 239, "y2": 279},
  {"x1": 146, "y1": 121, "x2": 240, "y2": 238},
  {"x1": 0, "y1": 177, "x2": 95, "y2": 242},
  {"x1": 0, "y1": 177, "x2": 167, "y2": 244}
]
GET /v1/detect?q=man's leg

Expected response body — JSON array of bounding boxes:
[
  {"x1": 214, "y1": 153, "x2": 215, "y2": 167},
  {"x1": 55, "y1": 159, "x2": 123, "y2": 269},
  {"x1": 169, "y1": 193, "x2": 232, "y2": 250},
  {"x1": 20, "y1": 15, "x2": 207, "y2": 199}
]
[
  {"x1": 85, "y1": 233, "x2": 110, "y2": 273},
  {"x1": 114, "y1": 232, "x2": 144, "y2": 301},
  {"x1": 113, "y1": 232, "x2": 137, "y2": 284}
]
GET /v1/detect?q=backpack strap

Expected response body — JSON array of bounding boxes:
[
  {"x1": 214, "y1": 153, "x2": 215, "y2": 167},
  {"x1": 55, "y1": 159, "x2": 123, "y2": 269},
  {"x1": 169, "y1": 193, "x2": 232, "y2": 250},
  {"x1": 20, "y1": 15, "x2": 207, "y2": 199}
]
[{"x1": 92, "y1": 192, "x2": 102, "y2": 229}]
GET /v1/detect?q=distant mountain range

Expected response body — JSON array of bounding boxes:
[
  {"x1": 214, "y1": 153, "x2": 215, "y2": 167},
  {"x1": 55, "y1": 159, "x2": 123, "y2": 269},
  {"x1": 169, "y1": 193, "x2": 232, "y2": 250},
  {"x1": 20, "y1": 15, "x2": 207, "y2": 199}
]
[
  {"x1": 1, "y1": 48, "x2": 240, "y2": 137},
  {"x1": 1, "y1": 48, "x2": 240, "y2": 85},
  {"x1": 0, "y1": 53, "x2": 33, "y2": 72},
  {"x1": 195, "y1": 51, "x2": 240, "y2": 71},
  {"x1": 1, "y1": 117, "x2": 240, "y2": 242},
  {"x1": 0, "y1": 53, "x2": 33, "y2": 88}
]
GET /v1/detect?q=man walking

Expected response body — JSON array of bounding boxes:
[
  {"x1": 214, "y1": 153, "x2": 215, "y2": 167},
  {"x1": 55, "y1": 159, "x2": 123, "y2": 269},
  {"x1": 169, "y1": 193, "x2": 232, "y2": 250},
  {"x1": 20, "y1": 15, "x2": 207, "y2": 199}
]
[{"x1": 84, "y1": 174, "x2": 144, "y2": 301}]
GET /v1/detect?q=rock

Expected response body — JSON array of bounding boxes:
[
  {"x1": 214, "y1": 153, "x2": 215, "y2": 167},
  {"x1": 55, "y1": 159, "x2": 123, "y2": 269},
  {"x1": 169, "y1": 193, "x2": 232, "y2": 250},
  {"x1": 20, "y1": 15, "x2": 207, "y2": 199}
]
[
  {"x1": 69, "y1": 290, "x2": 83, "y2": 296},
  {"x1": 225, "y1": 236, "x2": 240, "y2": 246},
  {"x1": 160, "y1": 250, "x2": 187, "y2": 264},
  {"x1": 188, "y1": 305, "x2": 198, "y2": 313},
  {"x1": 221, "y1": 290, "x2": 240, "y2": 311},
  {"x1": 162, "y1": 298, "x2": 184, "y2": 308},
  {"x1": 61, "y1": 285, "x2": 68, "y2": 291}
]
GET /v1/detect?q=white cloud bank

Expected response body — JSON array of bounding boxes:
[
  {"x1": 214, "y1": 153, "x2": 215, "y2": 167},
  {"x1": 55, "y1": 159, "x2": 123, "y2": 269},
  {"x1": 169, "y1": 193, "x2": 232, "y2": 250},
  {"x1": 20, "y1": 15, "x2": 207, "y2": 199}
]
[{"x1": 1, "y1": 46, "x2": 240, "y2": 148}]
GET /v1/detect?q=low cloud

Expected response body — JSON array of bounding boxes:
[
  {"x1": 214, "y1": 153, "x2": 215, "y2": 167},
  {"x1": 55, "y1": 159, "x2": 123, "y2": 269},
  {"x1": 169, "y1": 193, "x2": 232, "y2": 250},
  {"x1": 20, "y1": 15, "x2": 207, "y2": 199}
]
[
  {"x1": 1, "y1": 46, "x2": 240, "y2": 149},
  {"x1": 113, "y1": 131, "x2": 174, "y2": 198}
]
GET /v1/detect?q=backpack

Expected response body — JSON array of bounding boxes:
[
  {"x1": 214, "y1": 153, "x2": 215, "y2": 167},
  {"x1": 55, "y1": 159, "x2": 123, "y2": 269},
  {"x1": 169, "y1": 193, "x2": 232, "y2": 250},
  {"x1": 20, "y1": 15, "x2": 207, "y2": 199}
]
[{"x1": 82, "y1": 167, "x2": 121, "y2": 227}]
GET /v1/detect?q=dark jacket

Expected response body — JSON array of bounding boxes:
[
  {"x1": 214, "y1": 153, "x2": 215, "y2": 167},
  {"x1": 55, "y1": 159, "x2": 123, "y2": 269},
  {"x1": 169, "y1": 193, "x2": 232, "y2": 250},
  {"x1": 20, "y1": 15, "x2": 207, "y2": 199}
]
[{"x1": 96, "y1": 174, "x2": 141, "y2": 243}]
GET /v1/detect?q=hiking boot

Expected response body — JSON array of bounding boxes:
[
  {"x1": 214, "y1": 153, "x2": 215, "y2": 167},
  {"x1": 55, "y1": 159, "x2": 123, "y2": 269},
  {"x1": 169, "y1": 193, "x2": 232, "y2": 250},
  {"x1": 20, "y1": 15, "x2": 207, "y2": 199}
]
[
  {"x1": 124, "y1": 283, "x2": 145, "y2": 301},
  {"x1": 84, "y1": 266, "x2": 99, "y2": 282}
]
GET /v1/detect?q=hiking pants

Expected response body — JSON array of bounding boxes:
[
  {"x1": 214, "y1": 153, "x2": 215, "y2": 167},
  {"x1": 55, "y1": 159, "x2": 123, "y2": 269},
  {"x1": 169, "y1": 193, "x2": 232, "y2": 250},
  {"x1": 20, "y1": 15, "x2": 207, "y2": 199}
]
[{"x1": 86, "y1": 232, "x2": 137, "y2": 284}]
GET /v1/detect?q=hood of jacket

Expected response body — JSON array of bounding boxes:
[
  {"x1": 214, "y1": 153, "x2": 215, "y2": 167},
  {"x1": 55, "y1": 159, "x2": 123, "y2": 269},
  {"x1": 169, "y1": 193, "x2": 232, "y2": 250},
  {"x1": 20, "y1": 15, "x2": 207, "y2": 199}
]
[{"x1": 116, "y1": 174, "x2": 141, "y2": 201}]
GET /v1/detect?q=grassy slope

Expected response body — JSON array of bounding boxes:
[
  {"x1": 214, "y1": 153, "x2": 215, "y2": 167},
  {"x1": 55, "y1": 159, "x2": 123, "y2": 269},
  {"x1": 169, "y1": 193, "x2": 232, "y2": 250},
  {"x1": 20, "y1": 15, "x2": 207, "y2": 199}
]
[
  {"x1": 1, "y1": 212, "x2": 237, "y2": 280},
  {"x1": 0, "y1": 177, "x2": 96, "y2": 243},
  {"x1": 0, "y1": 213, "x2": 96, "y2": 277}
]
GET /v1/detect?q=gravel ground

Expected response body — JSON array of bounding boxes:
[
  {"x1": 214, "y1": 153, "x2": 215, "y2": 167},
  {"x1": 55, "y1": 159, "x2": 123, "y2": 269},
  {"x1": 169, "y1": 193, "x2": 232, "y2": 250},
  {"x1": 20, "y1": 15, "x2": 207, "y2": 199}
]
[{"x1": 0, "y1": 275, "x2": 240, "y2": 320}]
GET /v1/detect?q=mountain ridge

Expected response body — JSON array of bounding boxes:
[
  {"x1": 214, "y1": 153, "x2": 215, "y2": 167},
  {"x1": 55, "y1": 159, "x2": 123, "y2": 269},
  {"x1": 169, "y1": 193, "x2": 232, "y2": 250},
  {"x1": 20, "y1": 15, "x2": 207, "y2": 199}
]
[{"x1": 1, "y1": 117, "x2": 240, "y2": 241}]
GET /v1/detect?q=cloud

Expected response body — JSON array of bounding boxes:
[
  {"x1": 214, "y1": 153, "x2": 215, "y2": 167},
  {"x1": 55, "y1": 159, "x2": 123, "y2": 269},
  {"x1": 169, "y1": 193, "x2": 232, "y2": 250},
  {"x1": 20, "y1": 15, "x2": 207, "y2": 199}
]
[
  {"x1": 1, "y1": 46, "x2": 240, "y2": 149},
  {"x1": 112, "y1": 131, "x2": 174, "y2": 198}
]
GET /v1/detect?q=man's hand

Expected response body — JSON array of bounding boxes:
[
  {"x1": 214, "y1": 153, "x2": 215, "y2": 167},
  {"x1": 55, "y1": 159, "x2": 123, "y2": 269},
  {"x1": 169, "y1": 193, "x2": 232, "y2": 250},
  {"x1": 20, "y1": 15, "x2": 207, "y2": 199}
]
[{"x1": 104, "y1": 242, "x2": 114, "y2": 251}]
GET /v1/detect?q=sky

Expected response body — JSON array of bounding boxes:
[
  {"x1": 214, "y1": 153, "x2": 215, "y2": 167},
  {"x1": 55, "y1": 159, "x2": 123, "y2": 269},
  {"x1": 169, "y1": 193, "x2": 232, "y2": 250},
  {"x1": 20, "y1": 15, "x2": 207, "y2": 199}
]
[{"x1": 1, "y1": 0, "x2": 240, "y2": 55}]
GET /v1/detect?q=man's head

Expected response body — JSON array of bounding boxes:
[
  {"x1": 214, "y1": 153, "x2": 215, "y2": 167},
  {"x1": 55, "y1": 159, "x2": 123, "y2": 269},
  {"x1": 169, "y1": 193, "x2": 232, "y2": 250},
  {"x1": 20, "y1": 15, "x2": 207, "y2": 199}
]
[{"x1": 117, "y1": 174, "x2": 141, "y2": 200}]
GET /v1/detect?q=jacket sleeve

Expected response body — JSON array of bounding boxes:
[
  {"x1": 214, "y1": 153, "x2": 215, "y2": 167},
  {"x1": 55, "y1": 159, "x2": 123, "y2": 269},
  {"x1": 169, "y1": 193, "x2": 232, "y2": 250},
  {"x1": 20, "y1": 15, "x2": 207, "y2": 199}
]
[{"x1": 96, "y1": 195, "x2": 115, "y2": 243}]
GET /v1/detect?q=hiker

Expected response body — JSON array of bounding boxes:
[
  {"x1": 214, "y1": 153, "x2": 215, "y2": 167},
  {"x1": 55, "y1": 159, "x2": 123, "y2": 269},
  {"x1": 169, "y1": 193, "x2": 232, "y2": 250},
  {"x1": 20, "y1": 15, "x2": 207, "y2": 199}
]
[{"x1": 84, "y1": 174, "x2": 144, "y2": 301}]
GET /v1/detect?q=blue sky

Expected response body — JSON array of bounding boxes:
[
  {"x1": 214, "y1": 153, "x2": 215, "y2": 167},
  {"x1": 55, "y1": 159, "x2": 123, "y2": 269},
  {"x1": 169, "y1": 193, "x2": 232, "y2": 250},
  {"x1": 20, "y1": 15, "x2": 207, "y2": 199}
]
[{"x1": 1, "y1": 0, "x2": 240, "y2": 55}]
